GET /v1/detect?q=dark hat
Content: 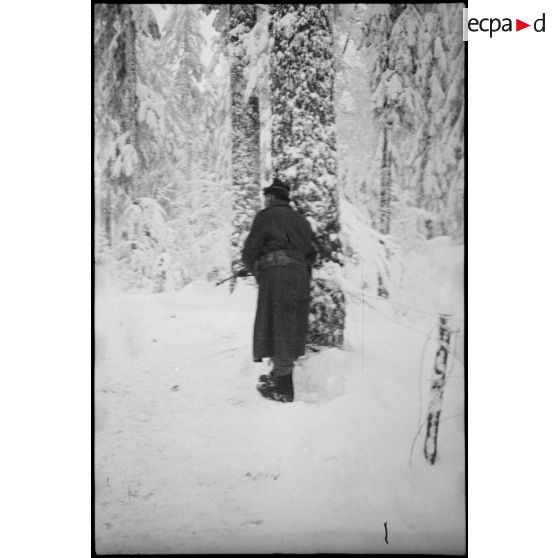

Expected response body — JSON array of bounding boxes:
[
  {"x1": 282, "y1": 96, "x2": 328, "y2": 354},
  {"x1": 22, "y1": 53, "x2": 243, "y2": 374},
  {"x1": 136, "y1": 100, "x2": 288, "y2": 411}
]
[{"x1": 262, "y1": 178, "x2": 290, "y2": 200}]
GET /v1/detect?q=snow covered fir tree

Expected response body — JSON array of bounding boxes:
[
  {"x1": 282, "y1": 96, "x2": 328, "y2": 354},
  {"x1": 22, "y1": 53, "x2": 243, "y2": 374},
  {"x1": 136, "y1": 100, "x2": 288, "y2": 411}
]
[
  {"x1": 228, "y1": 5, "x2": 262, "y2": 282},
  {"x1": 269, "y1": 4, "x2": 345, "y2": 347},
  {"x1": 94, "y1": 4, "x2": 465, "y2": 553}
]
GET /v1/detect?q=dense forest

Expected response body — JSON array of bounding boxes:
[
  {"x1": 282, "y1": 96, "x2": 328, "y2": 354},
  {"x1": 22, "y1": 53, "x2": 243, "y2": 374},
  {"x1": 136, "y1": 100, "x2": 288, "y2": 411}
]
[{"x1": 94, "y1": 3, "x2": 464, "y2": 345}]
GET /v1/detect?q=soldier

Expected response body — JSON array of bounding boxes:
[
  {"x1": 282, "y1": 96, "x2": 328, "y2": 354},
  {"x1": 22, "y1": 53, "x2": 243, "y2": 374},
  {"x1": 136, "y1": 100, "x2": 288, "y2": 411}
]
[{"x1": 242, "y1": 178, "x2": 317, "y2": 402}]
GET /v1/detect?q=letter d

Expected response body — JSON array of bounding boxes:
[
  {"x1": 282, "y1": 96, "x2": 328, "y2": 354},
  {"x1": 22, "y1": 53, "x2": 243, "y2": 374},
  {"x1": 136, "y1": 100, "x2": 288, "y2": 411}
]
[{"x1": 534, "y1": 13, "x2": 545, "y2": 32}]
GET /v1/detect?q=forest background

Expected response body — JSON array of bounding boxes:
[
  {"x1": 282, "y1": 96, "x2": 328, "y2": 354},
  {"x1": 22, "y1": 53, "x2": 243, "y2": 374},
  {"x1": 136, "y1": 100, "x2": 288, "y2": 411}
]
[{"x1": 94, "y1": 3, "x2": 464, "y2": 323}]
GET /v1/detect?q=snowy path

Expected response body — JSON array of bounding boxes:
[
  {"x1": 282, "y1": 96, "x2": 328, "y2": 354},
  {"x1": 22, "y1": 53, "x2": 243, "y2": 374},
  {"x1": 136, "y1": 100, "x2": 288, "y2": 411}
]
[{"x1": 95, "y1": 281, "x2": 465, "y2": 554}]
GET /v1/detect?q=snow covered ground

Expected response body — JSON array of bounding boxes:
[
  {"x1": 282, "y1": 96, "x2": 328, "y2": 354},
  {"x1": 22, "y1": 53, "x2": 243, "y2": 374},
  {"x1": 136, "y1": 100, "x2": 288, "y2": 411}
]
[{"x1": 94, "y1": 240, "x2": 465, "y2": 554}]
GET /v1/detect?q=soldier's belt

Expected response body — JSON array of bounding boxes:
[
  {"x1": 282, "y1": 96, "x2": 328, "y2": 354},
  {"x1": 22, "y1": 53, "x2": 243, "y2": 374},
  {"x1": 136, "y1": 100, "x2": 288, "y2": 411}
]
[{"x1": 257, "y1": 250, "x2": 305, "y2": 270}]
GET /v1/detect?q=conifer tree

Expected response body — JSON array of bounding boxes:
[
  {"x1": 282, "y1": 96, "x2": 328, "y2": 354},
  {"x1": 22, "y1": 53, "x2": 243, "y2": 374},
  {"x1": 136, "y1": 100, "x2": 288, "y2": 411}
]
[
  {"x1": 416, "y1": 4, "x2": 464, "y2": 238},
  {"x1": 229, "y1": 5, "x2": 261, "y2": 279},
  {"x1": 94, "y1": 4, "x2": 160, "y2": 245},
  {"x1": 161, "y1": 5, "x2": 204, "y2": 200},
  {"x1": 269, "y1": 4, "x2": 345, "y2": 348},
  {"x1": 362, "y1": 4, "x2": 425, "y2": 296}
]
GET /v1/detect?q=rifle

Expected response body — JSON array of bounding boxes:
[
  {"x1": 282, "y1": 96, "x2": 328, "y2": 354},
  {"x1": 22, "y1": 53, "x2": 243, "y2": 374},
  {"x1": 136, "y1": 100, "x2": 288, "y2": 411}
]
[
  {"x1": 214, "y1": 268, "x2": 250, "y2": 286},
  {"x1": 215, "y1": 274, "x2": 236, "y2": 287}
]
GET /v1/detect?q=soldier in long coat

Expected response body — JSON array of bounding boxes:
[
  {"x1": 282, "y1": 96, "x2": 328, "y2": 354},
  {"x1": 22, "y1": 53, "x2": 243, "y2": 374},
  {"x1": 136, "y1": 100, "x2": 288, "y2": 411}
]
[{"x1": 242, "y1": 178, "x2": 316, "y2": 402}]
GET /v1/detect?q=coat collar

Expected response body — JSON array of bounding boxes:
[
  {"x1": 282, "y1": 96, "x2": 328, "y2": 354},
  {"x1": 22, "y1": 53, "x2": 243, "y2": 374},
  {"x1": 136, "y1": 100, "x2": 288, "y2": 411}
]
[{"x1": 270, "y1": 199, "x2": 290, "y2": 208}]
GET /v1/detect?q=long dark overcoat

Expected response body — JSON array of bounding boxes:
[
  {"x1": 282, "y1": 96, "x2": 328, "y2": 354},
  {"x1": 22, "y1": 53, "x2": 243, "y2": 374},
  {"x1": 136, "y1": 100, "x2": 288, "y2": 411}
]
[{"x1": 242, "y1": 200, "x2": 316, "y2": 362}]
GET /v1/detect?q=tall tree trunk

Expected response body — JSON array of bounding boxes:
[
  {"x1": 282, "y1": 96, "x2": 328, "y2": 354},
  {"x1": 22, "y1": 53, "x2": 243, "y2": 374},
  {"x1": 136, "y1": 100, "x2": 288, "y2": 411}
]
[
  {"x1": 378, "y1": 124, "x2": 391, "y2": 298},
  {"x1": 229, "y1": 5, "x2": 261, "y2": 280},
  {"x1": 417, "y1": 47, "x2": 435, "y2": 240},
  {"x1": 118, "y1": 4, "x2": 139, "y2": 202},
  {"x1": 270, "y1": 4, "x2": 345, "y2": 348},
  {"x1": 379, "y1": 126, "x2": 392, "y2": 235},
  {"x1": 94, "y1": 3, "x2": 139, "y2": 244}
]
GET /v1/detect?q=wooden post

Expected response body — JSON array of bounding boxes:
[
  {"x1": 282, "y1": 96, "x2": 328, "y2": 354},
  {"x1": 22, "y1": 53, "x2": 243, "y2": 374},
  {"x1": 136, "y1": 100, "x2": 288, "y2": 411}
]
[{"x1": 423, "y1": 314, "x2": 452, "y2": 465}]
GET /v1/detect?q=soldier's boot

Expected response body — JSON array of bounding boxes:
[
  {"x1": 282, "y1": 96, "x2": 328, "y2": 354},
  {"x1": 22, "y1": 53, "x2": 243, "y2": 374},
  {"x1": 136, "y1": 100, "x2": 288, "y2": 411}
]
[
  {"x1": 256, "y1": 376, "x2": 275, "y2": 400},
  {"x1": 257, "y1": 375, "x2": 272, "y2": 394},
  {"x1": 256, "y1": 373, "x2": 294, "y2": 403},
  {"x1": 277, "y1": 373, "x2": 294, "y2": 402}
]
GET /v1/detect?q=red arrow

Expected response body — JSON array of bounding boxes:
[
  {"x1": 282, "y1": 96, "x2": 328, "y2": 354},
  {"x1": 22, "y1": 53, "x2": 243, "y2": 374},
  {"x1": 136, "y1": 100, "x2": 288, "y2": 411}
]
[{"x1": 516, "y1": 19, "x2": 530, "y2": 31}]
